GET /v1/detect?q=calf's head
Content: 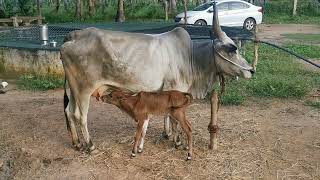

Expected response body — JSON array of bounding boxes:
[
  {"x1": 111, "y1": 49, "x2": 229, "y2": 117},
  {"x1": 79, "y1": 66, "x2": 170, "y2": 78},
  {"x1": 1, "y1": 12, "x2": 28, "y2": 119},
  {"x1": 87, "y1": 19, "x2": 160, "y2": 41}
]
[
  {"x1": 100, "y1": 90, "x2": 131, "y2": 106},
  {"x1": 212, "y1": 1, "x2": 254, "y2": 79}
]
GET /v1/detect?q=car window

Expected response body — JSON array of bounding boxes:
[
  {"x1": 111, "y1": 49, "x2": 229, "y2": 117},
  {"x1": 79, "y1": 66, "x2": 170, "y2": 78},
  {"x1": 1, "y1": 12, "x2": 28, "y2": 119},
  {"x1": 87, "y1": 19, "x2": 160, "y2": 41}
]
[
  {"x1": 193, "y1": 2, "x2": 214, "y2": 11},
  {"x1": 217, "y1": 3, "x2": 228, "y2": 11},
  {"x1": 229, "y1": 2, "x2": 250, "y2": 10}
]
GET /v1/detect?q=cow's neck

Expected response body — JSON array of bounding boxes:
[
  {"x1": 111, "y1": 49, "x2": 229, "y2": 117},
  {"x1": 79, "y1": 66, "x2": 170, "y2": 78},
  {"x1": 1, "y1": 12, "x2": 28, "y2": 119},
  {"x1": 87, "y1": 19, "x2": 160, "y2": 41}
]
[{"x1": 188, "y1": 41, "x2": 219, "y2": 99}]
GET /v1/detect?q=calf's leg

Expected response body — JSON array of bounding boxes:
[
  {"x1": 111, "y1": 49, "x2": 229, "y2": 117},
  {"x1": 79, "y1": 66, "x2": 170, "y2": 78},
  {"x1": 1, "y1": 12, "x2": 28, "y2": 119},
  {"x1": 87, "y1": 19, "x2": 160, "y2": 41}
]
[
  {"x1": 171, "y1": 110, "x2": 193, "y2": 160},
  {"x1": 132, "y1": 118, "x2": 145, "y2": 157},
  {"x1": 138, "y1": 118, "x2": 149, "y2": 153}
]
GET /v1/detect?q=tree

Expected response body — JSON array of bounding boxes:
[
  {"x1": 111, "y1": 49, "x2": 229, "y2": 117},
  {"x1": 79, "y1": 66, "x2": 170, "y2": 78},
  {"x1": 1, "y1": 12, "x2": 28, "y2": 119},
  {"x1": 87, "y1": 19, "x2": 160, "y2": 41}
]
[
  {"x1": 88, "y1": 0, "x2": 96, "y2": 16},
  {"x1": 76, "y1": 0, "x2": 83, "y2": 18},
  {"x1": 169, "y1": 0, "x2": 177, "y2": 16},
  {"x1": 115, "y1": 0, "x2": 125, "y2": 22},
  {"x1": 0, "y1": 0, "x2": 6, "y2": 18},
  {"x1": 293, "y1": 0, "x2": 298, "y2": 15},
  {"x1": 55, "y1": 0, "x2": 60, "y2": 12}
]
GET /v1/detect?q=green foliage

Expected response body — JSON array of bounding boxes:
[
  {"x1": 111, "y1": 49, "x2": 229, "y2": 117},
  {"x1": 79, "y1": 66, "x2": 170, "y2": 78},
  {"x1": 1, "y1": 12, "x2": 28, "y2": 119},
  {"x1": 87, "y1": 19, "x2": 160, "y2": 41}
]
[
  {"x1": 218, "y1": 43, "x2": 320, "y2": 105},
  {"x1": 17, "y1": 74, "x2": 63, "y2": 91},
  {"x1": 283, "y1": 33, "x2": 320, "y2": 44},
  {"x1": 285, "y1": 44, "x2": 320, "y2": 59},
  {"x1": 264, "y1": 0, "x2": 320, "y2": 24},
  {"x1": 304, "y1": 99, "x2": 320, "y2": 109}
]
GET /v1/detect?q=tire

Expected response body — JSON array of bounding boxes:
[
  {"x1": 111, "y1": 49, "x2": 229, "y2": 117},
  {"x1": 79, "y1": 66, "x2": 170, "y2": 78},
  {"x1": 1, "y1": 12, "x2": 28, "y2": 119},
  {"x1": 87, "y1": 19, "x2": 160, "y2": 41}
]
[
  {"x1": 194, "y1": 20, "x2": 207, "y2": 26},
  {"x1": 243, "y1": 18, "x2": 256, "y2": 31}
]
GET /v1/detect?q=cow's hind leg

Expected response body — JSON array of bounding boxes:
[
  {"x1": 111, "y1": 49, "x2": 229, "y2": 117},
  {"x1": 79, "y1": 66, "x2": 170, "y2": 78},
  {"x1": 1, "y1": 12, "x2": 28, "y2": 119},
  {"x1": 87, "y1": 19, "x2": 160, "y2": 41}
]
[
  {"x1": 65, "y1": 92, "x2": 81, "y2": 150},
  {"x1": 77, "y1": 93, "x2": 96, "y2": 153}
]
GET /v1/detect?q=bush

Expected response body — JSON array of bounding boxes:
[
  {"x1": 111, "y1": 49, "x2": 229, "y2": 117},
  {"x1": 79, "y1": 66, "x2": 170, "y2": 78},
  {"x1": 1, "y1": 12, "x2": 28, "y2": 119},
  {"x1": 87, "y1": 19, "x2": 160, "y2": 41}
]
[{"x1": 17, "y1": 74, "x2": 63, "y2": 91}]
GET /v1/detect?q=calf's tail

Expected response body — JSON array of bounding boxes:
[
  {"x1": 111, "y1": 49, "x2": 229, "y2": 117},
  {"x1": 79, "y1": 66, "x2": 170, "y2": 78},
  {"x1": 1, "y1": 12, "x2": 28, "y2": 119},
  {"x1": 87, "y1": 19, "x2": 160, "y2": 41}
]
[
  {"x1": 174, "y1": 93, "x2": 193, "y2": 108},
  {"x1": 63, "y1": 75, "x2": 71, "y2": 131}
]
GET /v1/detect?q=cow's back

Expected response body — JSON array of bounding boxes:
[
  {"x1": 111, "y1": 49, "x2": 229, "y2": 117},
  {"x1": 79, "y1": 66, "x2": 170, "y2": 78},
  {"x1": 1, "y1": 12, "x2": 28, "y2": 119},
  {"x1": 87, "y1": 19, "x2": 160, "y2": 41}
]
[{"x1": 60, "y1": 27, "x2": 193, "y2": 93}]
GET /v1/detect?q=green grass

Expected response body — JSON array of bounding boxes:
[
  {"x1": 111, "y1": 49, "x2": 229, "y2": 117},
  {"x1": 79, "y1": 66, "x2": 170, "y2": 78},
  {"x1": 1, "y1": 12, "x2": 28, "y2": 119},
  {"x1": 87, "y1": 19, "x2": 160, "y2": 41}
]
[
  {"x1": 264, "y1": 14, "x2": 320, "y2": 24},
  {"x1": 219, "y1": 43, "x2": 320, "y2": 105},
  {"x1": 285, "y1": 44, "x2": 320, "y2": 59},
  {"x1": 17, "y1": 74, "x2": 63, "y2": 91},
  {"x1": 282, "y1": 33, "x2": 320, "y2": 44},
  {"x1": 304, "y1": 100, "x2": 320, "y2": 109}
]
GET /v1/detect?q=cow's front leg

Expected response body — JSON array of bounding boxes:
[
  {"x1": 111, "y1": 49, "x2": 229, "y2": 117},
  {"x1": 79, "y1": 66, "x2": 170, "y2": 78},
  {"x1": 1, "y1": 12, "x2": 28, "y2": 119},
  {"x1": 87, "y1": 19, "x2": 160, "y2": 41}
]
[
  {"x1": 162, "y1": 115, "x2": 172, "y2": 139},
  {"x1": 208, "y1": 90, "x2": 219, "y2": 150},
  {"x1": 171, "y1": 118, "x2": 182, "y2": 148},
  {"x1": 138, "y1": 118, "x2": 149, "y2": 153}
]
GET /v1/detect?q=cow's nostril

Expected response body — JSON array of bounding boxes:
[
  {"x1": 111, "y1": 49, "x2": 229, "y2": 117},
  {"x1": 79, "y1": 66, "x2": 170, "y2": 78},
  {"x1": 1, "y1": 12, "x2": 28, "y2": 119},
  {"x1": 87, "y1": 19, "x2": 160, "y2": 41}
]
[{"x1": 250, "y1": 69, "x2": 255, "y2": 74}]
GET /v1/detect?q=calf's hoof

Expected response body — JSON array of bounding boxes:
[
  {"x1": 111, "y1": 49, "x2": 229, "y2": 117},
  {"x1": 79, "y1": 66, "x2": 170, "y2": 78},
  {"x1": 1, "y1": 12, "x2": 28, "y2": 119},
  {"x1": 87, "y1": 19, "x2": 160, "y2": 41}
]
[
  {"x1": 131, "y1": 153, "x2": 136, "y2": 157},
  {"x1": 138, "y1": 148, "x2": 143, "y2": 153},
  {"x1": 186, "y1": 153, "x2": 192, "y2": 161}
]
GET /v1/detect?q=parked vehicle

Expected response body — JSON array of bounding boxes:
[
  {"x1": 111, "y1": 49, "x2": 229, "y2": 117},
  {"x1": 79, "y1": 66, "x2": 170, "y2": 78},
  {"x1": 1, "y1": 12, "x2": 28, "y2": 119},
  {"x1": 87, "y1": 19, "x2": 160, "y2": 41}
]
[{"x1": 175, "y1": 0, "x2": 263, "y2": 31}]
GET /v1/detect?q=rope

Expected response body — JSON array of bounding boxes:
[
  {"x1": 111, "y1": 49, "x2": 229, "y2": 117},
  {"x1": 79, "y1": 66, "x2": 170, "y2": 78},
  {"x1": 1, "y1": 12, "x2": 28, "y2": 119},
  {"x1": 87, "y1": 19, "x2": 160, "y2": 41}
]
[{"x1": 234, "y1": 38, "x2": 320, "y2": 69}]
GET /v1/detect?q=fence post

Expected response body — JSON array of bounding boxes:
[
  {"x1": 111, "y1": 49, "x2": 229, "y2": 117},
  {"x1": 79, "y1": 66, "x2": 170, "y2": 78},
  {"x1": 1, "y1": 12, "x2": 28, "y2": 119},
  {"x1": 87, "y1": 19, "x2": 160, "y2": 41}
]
[
  {"x1": 252, "y1": 25, "x2": 259, "y2": 71},
  {"x1": 37, "y1": 0, "x2": 42, "y2": 25},
  {"x1": 12, "y1": 16, "x2": 18, "y2": 27}
]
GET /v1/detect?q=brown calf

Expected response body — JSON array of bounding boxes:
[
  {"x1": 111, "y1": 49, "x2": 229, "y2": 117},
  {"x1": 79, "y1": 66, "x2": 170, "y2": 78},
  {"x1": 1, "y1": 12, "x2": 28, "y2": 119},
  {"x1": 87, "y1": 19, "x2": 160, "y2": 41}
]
[{"x1": 100, "y1": 90, "x2": 193, "y2": 160}]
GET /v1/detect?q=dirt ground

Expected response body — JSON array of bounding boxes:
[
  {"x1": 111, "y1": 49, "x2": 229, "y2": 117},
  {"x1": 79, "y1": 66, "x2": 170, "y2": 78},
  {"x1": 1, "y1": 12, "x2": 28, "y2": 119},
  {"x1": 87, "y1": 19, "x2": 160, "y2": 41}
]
[
  {"x1": 258, "y1": 24, "x2": 320, "y2": 42},
  {"x1": 0, "y1": 24, "x2": 320, "y2": 179},
  {"x1": 0, "y1": 89, "x2": 319, "y2": 180}
]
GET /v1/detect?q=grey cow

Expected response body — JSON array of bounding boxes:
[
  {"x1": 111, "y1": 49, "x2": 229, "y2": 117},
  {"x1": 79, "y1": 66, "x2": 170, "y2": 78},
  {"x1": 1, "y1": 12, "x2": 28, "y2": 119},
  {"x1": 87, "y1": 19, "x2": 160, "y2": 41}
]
[{"x1": 60, "y1": 3, "x2": 254, "y2": 153}]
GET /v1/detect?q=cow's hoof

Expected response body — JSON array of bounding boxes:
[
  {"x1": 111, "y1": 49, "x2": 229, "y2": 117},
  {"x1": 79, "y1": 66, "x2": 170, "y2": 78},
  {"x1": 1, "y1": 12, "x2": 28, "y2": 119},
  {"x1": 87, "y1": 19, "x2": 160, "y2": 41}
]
[
  {"x1": 174, "y1": 141, "x2": 182, "y2": 149},
  {"x1": 89, "y1": 148, "x2": 100, "y2": 155},
  {"x1": 161, "y1": 132, "x2": 170, "y2": 140},
  {"x1": 73, "y1": 143, "x2": 84, "y2": 151},
  {"x1": 138, "y1": 148, "x2": 143, "y2": 153},
  {"x1": 131, "y1": 153, "x2": 136, "y2": 157}
]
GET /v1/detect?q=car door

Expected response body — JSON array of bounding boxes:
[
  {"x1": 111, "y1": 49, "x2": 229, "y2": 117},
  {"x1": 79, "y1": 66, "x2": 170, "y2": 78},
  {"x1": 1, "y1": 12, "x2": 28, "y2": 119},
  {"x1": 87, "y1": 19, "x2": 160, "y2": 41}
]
[
  {"x1": 216, "y1": 2, "x2": 230, "y2": 26},
  {"x1": 225, "y1": 1, "x2": 251, "y2": 27},
  {"x1": 205, "y1": 2, "x2": 229, "y2": 26}
]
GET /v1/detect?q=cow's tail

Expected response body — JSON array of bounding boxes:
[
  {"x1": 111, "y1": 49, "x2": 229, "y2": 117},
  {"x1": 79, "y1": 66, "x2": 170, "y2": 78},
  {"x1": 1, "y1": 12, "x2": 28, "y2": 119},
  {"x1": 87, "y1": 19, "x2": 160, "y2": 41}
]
[{"x1": 63, "y1": 75, "x2": 71, "y2": 132}]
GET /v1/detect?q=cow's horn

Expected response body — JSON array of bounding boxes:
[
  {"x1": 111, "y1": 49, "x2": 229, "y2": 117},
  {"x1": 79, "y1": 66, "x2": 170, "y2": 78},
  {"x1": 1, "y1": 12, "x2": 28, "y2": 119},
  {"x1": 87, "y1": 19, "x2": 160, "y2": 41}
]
[{"x1": 212, "y1": 0, "x2": 223, "y2": 39}]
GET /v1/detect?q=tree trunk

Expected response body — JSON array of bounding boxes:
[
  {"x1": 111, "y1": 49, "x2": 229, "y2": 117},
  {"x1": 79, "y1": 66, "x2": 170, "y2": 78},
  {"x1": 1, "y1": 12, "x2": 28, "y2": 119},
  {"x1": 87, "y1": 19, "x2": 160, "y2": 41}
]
[
  {"x1": 0, "y1": 0, "x2": 5, "y2": 17},
  {"x1": 55, "y1": 0, "x2": 60, "y2": 12},
  {"x1": 76, "y1": 0, "x2": 83, "y2": 18},
  {"x1": 165, "y1": 0, "x2": 168, "y2": 21},
  {"x1": 115, "y1": 0, "x2": 125, "y2": 22},
  {"x1": 293, "y1": 0, "x2": 298, "y2": 16},
  {"x1": 37, "y1": 0, "x2": 42, "y2": 24},
  {"x1": 169, "y1": 0, "x2": 177, "y2": 15},
  {"x1": 63, "y1": 0, "x2": 69, "y2": 12},
  {"x1": 88, "y1": 0, "x2": 96, "y2": 16},
  {"x1": 184, "y1": 0, "x2": 187, "y2": 24}
]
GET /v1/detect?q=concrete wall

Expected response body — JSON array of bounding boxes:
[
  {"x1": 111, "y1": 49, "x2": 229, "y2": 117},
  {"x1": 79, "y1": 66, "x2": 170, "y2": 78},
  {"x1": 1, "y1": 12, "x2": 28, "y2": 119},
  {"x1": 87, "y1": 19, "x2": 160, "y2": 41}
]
[{"x1": 0, "y1": 48, "x2": 64, "y2": 76}]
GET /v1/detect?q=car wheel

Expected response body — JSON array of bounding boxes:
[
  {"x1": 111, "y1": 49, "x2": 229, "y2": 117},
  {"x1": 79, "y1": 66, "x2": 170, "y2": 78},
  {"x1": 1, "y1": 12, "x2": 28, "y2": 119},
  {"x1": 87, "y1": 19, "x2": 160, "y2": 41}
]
[
  {"x1": 194, "y1": 20, "x2": 207, "y2": 26},
  {"x1": 243, "y1": 18, "x2": 256, "y2": 31}
]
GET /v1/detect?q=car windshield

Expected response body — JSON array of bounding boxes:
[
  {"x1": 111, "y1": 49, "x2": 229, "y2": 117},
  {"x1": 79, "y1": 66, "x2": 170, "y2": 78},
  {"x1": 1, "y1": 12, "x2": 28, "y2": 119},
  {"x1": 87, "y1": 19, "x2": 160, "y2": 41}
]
[{"x1": 193, "y1": 2, "x2": 214, "y2": 11}]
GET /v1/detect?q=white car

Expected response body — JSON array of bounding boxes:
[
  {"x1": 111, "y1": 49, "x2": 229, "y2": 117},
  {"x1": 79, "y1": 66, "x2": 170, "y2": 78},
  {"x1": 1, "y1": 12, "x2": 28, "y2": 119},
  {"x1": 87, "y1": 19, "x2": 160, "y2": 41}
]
[{"x1": 175, "y1": 0, "x2": 263, "y2": 31}]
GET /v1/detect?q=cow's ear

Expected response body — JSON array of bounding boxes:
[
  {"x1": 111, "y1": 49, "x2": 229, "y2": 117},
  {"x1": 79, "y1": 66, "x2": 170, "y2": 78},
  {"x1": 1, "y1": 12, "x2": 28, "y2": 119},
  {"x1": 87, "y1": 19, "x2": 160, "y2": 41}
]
[
  {"x1": 214, "y1": 40, "x2": 237, "y2": 53},
  {"x1": 223, "y1": 43, "x2": 237, "y2": 53}
]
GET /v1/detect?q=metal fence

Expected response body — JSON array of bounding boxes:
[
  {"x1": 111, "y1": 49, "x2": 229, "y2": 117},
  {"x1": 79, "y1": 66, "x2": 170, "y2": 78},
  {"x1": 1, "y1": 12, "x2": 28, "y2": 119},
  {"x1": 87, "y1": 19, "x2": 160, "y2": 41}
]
[{"x1": 0, "y1": 23, "x2": 253, "y2": 51}]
